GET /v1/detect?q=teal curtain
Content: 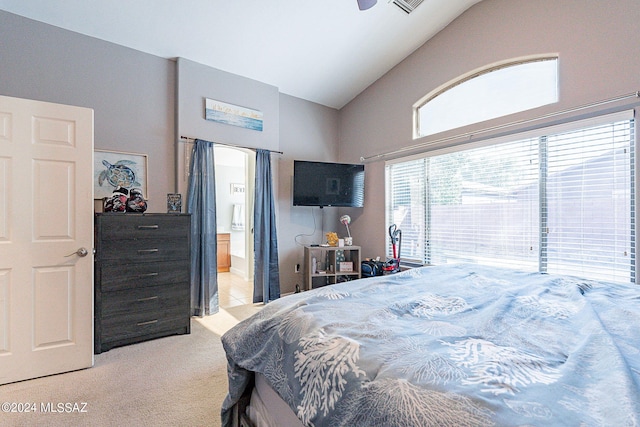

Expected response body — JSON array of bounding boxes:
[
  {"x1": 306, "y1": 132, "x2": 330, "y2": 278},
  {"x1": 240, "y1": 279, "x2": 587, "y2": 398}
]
[
  {"x1": 253, "y1": 149, "x2": 280, "y2": 303},
  {"x1": 187, "y1": 139, "x2": 218, "y2": 316}
]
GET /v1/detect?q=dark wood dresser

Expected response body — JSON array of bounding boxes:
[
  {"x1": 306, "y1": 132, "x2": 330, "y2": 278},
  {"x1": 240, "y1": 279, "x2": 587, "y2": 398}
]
[{"x1": 94, "y1": 213, "x2": 191, "y2": 354}]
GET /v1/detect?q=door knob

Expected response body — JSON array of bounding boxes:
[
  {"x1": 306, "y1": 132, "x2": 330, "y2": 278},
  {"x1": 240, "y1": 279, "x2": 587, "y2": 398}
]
[{"x1": 65, "y1": 247, "x2": 89, "y2": 257}]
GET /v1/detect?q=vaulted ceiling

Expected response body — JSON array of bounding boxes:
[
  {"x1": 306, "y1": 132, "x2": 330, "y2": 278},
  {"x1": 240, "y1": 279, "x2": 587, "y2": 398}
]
[{"x1": 0, "y1": 0, "x2": 482, "y2": 108}]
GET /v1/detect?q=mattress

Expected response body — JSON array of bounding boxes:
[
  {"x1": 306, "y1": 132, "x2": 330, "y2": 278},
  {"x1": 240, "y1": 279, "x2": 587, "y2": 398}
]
[{"x1": 246, "y1": 373, "x2": 304, "y2": 427}]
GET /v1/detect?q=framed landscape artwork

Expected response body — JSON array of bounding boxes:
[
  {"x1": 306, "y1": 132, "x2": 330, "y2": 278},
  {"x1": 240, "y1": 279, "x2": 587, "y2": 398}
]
[{"x1": 205, "y1": 98, "x2": 263, "y2": 131}]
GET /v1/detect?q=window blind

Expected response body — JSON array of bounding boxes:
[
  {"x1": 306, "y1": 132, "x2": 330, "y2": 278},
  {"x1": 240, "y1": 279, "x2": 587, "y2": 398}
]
[
  {"x1": 428, "y1": 138, "x2": 540, "y2": 269},
  {"x1": 385, "y1": 158, "x2": 427, "y2": 264},
  {"x1": 543, "y1": 120, "x2": 634, "y2": 282},
  {"x1": 385, "y1": 111, "x2": 635, "y2": 283}
]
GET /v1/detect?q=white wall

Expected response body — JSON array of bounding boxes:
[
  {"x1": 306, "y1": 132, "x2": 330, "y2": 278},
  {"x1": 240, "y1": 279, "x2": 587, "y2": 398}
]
[{"x1": 338, "y1": 0, "x2": 640, "y2": 260}]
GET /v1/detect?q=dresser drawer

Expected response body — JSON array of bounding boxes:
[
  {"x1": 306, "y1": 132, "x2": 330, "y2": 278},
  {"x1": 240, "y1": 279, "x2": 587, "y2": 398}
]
[
  {"x1": 99, "y1": 260, "x2": 190, "y2": 292},
  {"x1": 98, "y1": 236, "x2": 189, "y2": 261},
  {"x1": 101, "y1": 285, "x2": 189, "y2": 319},
  {"x1": 101, "y1": 314, "x2": 189, "y2": 343},
  {"x1": 97, "y1": 214, "x2": 190, "y2": 240}
]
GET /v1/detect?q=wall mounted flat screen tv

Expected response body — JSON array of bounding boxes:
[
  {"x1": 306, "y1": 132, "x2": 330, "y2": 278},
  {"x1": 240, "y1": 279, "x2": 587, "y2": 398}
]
[{"x1": 293, "y1": 160, "x2": 365, "y2": 207}]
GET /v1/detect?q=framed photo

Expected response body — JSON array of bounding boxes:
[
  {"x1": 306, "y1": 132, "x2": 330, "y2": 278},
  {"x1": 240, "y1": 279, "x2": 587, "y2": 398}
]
[
  {"x1": 94, "y1": 149, "x2": 148, "y2": 200},
  {"x1": 167, "y1": 193, "x2": 182, "y2": 213},
  {"x1": 339, "y1": 262, "x2": 353, "y2": 272}
]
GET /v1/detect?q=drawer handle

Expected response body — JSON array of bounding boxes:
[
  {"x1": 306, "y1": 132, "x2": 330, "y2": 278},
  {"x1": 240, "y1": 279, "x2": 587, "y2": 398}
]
[
  {"x1": 138, "y1": 272, "x2": 159, "y2": 278},
  {"x1": 137, "y1": 225, "x2": 159, "y2": 230},
  {"x1": 137, "y1": 296, "x2": 159, "y2": 302},
  {"x1": 137, "y1": 320, "x2": 158, "y2": 326},
  {"x1": 138, "y1": 249, "x2": 159, "y2": 254}
]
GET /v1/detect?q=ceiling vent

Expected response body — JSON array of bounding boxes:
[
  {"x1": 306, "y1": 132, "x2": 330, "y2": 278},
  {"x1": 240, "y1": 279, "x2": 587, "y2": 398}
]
[{"x1": 392, "y1": 0, "x2": 425, "y2": 14}]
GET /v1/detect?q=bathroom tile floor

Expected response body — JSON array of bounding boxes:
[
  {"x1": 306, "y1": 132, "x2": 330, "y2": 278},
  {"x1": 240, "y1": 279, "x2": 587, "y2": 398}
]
[{"x1": 218, "y1": 272, "x2": 253, "y2": 308}]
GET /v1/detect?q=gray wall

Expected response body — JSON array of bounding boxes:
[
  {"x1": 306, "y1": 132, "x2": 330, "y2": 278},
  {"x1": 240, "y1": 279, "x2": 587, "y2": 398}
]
[
  {"x1": 176, "y1": 58, "x2": 278, "y2": 290},
  {"x1": 5, "y1": 0, "x2": 638, "y2": 293},
  {"x1": 278, "y1": 94, "x2": 340, "y2": 291},
  {"x1": 0, "y1": 11, "x2": 175, "y2": 213},
  {"x1": 0, "y1": 10, "x2": 340, "y2": 295},
  {"x1": 175, "y1": 59, "x2": 340, "y2": 293},
  {"x1": 175, "y1": 57, "x2": 281, "y2": 194},
  {"x1": 339, "y1": 0, "x2": 640, "y2": 260}
]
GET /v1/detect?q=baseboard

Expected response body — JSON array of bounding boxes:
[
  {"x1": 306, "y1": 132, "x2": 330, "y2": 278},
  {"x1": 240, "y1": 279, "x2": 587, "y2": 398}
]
[{"x1": 229, "y1": 267, "x2": 249, "y2": 280}]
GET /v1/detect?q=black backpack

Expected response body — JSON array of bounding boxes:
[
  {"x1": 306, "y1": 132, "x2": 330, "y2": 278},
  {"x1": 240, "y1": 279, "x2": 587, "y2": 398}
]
[{"x1": 361, "y1": 260, "x2": 384, "y2": 277}]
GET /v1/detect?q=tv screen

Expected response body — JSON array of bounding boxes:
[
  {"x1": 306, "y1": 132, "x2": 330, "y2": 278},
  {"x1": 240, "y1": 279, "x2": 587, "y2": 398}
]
[{"x1": 293, "y1": 160, "x2": 365, "y2": 207}]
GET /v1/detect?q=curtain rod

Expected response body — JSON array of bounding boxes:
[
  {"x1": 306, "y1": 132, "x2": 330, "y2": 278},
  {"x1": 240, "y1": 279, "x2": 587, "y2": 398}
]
[
  {"x1": 180, "y1": 135, "x2": 283, "y2": 155},
  {"x1": 361, "y1": 91, "x2": 640, "y2": 163}
]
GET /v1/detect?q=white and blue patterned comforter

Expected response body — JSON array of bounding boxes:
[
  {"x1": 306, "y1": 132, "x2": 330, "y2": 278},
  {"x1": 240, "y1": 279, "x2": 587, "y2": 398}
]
[{"x1": 221, "y1": 264, "x2": 640, "y2": 426}]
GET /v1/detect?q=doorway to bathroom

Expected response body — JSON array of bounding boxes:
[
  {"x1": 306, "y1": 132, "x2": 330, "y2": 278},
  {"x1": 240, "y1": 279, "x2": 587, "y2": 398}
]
[{"x1": 214, "y1": 145, "x2": 255, "y2": 308}]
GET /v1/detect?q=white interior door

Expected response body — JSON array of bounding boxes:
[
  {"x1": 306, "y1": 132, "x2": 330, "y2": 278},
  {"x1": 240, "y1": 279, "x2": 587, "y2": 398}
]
[{"x1": 0, "y1": 95, "x2": 94, "y2": 385}]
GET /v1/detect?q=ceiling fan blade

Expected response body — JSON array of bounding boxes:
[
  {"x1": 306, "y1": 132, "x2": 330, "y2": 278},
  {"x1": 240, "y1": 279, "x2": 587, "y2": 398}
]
[{"x1": 357, "y1": 0, "x2": 377, "y2": 10}]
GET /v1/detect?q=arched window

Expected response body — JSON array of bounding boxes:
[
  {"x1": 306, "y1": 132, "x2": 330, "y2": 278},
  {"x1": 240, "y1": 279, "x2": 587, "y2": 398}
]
[{"x1": 415, "y1": 57, "x2": 559, "y2": 138}]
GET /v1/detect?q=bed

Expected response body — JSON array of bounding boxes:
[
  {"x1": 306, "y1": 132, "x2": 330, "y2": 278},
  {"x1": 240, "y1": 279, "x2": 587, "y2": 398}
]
[{"x1": 221, "y1": 264, "x2": 640, "y2": 426}]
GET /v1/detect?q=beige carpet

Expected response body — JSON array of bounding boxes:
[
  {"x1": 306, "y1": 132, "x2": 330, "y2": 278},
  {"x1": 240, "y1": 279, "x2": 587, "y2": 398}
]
[{"x1": 0, "y1": 303, "x2": 262, "y2": 427}]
